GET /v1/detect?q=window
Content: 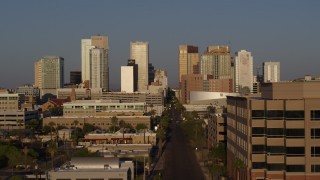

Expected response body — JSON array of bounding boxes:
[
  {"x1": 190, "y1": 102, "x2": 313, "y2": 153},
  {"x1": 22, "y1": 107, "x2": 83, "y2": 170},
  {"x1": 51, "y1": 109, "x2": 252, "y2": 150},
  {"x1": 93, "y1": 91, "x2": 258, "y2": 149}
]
[
  {"x1": 285, "y1": 110, "x2": 304, "y2": 120},
  {"x1": 311, "y1": 165, "x2": 320, "y2": 172},
  {"x1": 311, "y1": 128, "x2": 320, "y2": 139},
  {"x1": 267, "y1": 110, "x2": 283, "y2": 119},
  {"x1": 267, "y1": 128, "x2": 284, "y2": 137},
  {"x1": 252, "y1": 110, "x2": 265, "y2": 119},
  {"x1": 311, "y1": 147, "x2": 320, "y2": 157},
  {"x1": 267, "y1": 163, "x2": 285, "y2": 171},
  {"x1": 267, "y1": 146, "x2": 285, "y2": 155},
  {"x1": 252, "y1": 127, "x2": 265, "y2": 137},
  {"x1": 252, "y1": 162, "x2": 266, "y2": 169},
  {"x1": 286, "y1": 147, "x2": 305, "y2": 157},
  {"x1": 252, "y1": 145, "x2": 265, "y2": 154},
  {"x1": 286, "y1": 165, "x2": 305, "y2": 172},
  {"x1": 286, "y1": 129, "x2": 304, "y2": 138},
  {"x1": 311, "y1": 110, "x2": 320, "y2": 120}
]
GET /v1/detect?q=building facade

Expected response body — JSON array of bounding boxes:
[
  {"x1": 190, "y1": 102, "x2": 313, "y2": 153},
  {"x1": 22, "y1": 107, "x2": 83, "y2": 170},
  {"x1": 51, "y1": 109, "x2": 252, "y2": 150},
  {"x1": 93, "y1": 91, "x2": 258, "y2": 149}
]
[
  {"x1": 121, "y1": 66, "x2": 134, "y2": 93},
  {"x1": 263, "y1": 61, "x2": 280, "y2": 83},
  {"x1": 227, "y1": 82, "x2": 320, "y2": 180},
  {"x1": 34, "y1": 56, "x2": 64, "y2": 96},
  {"x1": 81, "y1": 36, "x2": 109, "y2": 90},
  {"x1": 130, "y1": 42, "x2": 149, "y2": 91},
  {"x1": 235, "y1": 50, "x2": 253, "y2": 93},
  {"x1": 70, "y1": 71, "x2": 81, "y2": 85},
  {"x1": 179, "y1": 45, "x2": 199, "y2": 84},
  {"x1": 200, "y1": 46, "x2": 232, "y2": 79}
]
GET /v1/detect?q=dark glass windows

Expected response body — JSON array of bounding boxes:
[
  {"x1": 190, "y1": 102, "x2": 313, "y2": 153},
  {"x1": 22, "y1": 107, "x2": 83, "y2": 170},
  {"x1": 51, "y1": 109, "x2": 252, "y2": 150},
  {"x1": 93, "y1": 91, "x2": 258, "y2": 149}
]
[
  {"x1": 311, "y1": 128, "x2": 320, "y2": 139},
  {"x1": 311, "y1": 110, "x2": 320, "y2": 120},
  {"x1": 252, "y1": 110, "x2": 265, "y2": 119},
  {"x1": 286, "y1": 147, "x2": 305, "y2": 157},
  {"x1": 267, "y1": 128, "x2": 285, "y2": 137},
  {"x1": 252, "y1": 127, "x2": 265, "y2": 137},
  {"x1": 286, "y1": 129, "x2": 305, "y2": 138},
  {"x1": 267, "y1": 110, "x2": 283, "y2": 119},
  {"x1": 311, "y1": 147, "x2": 320, "y2": 157},
  {"x1": 286, "y1": 165, "x2": 305, "y2": 172},
  {"x1": 285, "y1": 110, "x2": 304, "y2": 120}
]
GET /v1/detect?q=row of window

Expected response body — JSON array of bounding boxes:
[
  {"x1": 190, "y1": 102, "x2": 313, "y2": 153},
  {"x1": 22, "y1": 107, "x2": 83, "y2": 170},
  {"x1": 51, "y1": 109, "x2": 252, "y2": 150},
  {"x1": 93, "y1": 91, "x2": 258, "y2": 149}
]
[
  {"x1": 252, "y1": 110, "x2": 320, "y2": 120},
  {"x1": 252, "y1": 145, "x2": 320, "y2": 156},
  {"x1": 252, "y1": 163, "x2": 320, "y2": 172},
  {"x1": 252, "y1": 128, "x2": 320, "y2": 138}
]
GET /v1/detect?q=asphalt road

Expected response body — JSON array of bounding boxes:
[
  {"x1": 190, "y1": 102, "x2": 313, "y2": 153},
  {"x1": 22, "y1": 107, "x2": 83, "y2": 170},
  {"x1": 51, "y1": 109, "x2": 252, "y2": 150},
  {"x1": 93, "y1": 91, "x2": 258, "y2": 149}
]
[{"x1": 163, "y1": 122, "x2": 205, "y2": 180}]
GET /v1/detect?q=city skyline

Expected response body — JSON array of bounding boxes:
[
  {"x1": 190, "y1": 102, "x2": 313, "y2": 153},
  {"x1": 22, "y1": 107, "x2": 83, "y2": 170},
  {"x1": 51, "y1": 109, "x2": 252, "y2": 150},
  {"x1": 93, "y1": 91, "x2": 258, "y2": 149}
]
[{"x1": 0, "y1": 1, "x2": 320, "y2": 89}]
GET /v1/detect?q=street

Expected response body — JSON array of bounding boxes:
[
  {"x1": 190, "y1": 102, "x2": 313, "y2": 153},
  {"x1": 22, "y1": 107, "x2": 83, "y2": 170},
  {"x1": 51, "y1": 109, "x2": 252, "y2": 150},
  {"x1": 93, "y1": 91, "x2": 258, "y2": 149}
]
[{"x1": 162, "y1": 121, "x2": 205, "y2": 180}]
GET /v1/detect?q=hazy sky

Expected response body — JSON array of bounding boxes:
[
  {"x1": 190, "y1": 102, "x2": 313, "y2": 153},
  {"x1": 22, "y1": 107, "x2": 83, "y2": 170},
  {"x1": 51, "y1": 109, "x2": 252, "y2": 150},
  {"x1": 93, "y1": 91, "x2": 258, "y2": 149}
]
[{"x1": 1, "y1": 1, "x2": 319, "y2": 89}]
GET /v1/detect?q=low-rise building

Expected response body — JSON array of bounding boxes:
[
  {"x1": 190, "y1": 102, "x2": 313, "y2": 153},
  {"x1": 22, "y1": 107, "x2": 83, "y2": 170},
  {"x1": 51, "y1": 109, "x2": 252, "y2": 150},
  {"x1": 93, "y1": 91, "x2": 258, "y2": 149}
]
[
  {"x1": 43, "y1": 116, "x2": 151, "y2": 131},
  {"x1": 48, "y1": 157, "x2": 134, "y2": 180}
]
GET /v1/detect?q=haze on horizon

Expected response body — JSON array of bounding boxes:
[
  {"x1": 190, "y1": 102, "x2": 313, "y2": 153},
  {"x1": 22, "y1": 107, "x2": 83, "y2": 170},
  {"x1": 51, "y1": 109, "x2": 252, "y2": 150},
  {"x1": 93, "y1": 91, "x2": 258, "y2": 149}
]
[{"x1": 0, "y1": 0, "x2": 319, "y2": 89}]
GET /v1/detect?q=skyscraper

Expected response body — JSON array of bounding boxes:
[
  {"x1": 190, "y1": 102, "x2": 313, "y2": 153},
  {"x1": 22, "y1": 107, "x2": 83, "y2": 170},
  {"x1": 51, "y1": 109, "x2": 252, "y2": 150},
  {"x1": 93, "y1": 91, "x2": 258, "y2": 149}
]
[
  {"x1": 235, "y1": 50, "x2": 253, "y2": 93},
  {"x1": 130, "y1": 41, "x2": 149, "y2": 91},
  {"x1": 34, "y1": 56, "x2": 64, "y2": 96},
  {"x1": 81, "y1": 36, "x2": 109, "y2": 90},
  {"x1": 178, "y1": 45, "x2": 199, "y2": 84},
  {"x1": 70, "y1": 71, "x2": 81, "y2": 85},
  {"x1": 263, "y1": 61, "x2": 280, "y2": 82},
  {"x1": 200, "y1": 46, "x2": 232, "y2": 79}
]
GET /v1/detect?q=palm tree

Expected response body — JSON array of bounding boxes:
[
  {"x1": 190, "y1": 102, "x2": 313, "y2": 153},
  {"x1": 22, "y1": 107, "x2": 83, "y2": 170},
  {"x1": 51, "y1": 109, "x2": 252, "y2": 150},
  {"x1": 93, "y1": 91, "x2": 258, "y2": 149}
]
[
  {"x1": 232, "y1": 158, "x2": 244, "y2": 180},
  {"x1": 73, "y1": 120, "x2": 79, "y2": 145},
  {"x1": 119, "y1": 120, "x2": 126, "y2": 139},
  {"x1": 17, "y1": 119, "x2": 23, "y2": 130},
  {"x1": 136, "y1": 123, "x2": 148, "y2": 143},
  {"x1": 156, "y1": 128, "x2": 165, "y2": 156},
  {"x1": 48, "y1": 122, "x2": 56, "y2": 140},
  {"x1": 111, "y1": 116, "x2": 118, "y2": 133},
  {"x1": 47, "y1": 141, "x2": 57, "y2": 169},
  {"x1": 22, "y1": 146, "x2": 29, "y2": 172}
]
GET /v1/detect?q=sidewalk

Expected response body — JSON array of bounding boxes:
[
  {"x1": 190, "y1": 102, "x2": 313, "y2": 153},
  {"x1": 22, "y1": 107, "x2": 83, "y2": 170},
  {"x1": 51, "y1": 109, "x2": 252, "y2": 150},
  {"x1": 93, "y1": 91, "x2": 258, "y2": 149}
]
[{"x1": 194, "y1": 148, "x2": 210, "y2": 180}]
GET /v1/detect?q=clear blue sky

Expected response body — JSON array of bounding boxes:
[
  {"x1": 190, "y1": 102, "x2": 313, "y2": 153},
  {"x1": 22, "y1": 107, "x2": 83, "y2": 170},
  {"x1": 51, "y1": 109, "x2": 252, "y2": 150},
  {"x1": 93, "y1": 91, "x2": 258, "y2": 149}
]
[{"x1": 1, "y1": 1, "x2": 319, "y2": 89}]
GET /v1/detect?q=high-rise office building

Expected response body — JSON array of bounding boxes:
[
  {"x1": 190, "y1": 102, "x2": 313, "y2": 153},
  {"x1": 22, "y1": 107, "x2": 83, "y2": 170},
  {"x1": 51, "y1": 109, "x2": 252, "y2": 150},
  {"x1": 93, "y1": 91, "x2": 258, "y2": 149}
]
[
  {"x1": 130, "y1": 41, "x2": 149, "y2": 91},
  {"x1": 263, "y1": 61, "x2": 280, "y2": 82},
  {"x1": 81, "y1": 36, "x2": 109, "y2": 90},
  {"x1": 235, "y1": 50, "x2": 253, "y2": 93},
  {"x1": 179, "y1": 45, "x2": 199, "y2": 84},
  {"x1": 148, "y1": 63, "x2": 155, "y2": 85},
  {"x1": 200, "y1": 46, "x2": 232, "y2": 79},
  {"x1": 34, "y1": 56, "x2": 64, "y2": 96},
  {"x1": 70, "y1": 71, "x2": 81, "y2": 85}
]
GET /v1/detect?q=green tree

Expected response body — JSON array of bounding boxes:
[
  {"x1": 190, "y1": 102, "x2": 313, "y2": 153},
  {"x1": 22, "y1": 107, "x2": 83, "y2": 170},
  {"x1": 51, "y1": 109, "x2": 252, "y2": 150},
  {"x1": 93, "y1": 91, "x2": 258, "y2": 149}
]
[
  {"x1": 136, "y1": 123, "x2": 148, "y2": 144},
  {"x1": 232, "y1": 158, "x2": 244, "y2": 180},
  {"x1": 48, "y1": 121, "x2": 56, "y2": 140},
  {"x1": 26, "y1": 119, "x2": 39, "y2": 132},
  {"x1": 17, "y1": 119, "x2": 23, "y2": 130},
  {"x1": 49, "y1": 107, "x2": 63, "y2": 116},
  {"x1": 83, "y1": 123, "x2": 95, "y2": 134},
  {"x1": 73, "y1": 148, "x2": 97, "y2": 157},
  {"x1": 47, "y1": 141, "x2": 57, "y2": 169},
  {"x1": 111, "y1": 116, "x2": 119, "y2": 133}
]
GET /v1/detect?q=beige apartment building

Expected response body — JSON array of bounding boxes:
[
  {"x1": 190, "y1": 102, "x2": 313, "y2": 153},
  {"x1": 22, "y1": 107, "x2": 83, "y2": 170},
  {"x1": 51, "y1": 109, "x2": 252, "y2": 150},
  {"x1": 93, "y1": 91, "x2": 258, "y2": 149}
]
[
  {"x1": 227, "y1": 82, "x2": 320, "y2": 180},
  {"x1": 208, "y1": 111, "x2": 227, "y2": 149},
  {"x1": 179, "y1": 45, "x2": 199, "y2": 84}
]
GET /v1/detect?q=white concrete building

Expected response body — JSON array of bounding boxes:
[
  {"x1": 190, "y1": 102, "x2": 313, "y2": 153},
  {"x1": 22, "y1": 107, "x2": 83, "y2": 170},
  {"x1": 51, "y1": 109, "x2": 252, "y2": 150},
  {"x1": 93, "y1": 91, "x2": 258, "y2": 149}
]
[
  {"x1": 235, "y1": 50, "x2": 253, "y2": 93},
  {"x1": 130, "y1": 42, "x2": 149, "y2": 91},
  {"x1": 121, "y1": 66, "x2": 134, "y2": 93},
  {"x1": 263, "y1": 61, "x2": 280, "y2": 82},
  {"x1": 81, "y1": 36, "x2": 109, "y2": 90}
]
